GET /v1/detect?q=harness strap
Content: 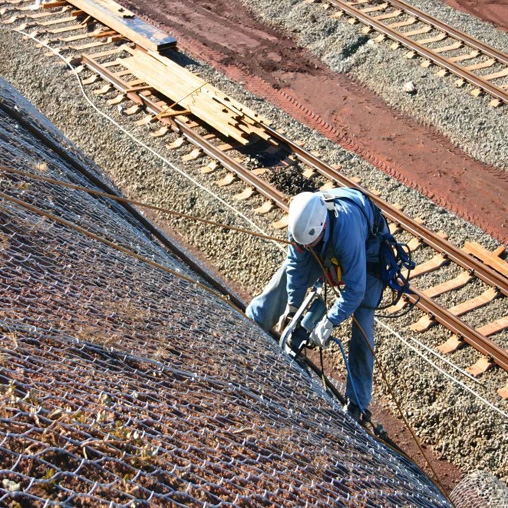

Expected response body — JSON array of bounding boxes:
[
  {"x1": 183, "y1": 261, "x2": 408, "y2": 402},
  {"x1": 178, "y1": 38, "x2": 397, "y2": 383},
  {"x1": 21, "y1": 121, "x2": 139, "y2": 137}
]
[{"x1": 322, "y1": 191, "x2": 383, "y2": 238}]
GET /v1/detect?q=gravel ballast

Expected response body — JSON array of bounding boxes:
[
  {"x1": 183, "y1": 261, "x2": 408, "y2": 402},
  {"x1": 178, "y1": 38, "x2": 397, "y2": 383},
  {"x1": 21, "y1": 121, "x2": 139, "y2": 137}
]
[
  {"x1": 0, "y1": 1, "x2": 507, "y2": 498},
  {"x1": 238, "y1": 0, "x2": 508, "y2": 171}
]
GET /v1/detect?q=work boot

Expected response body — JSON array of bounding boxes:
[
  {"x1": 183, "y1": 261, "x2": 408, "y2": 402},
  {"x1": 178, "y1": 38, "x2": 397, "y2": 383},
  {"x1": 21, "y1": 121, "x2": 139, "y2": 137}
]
[
  {"x1": 343, "y1": 400, "x2": 362, "y2": 423},
  {"x1": 343, "y1": 400, "x2": 372, "y2": 426}
]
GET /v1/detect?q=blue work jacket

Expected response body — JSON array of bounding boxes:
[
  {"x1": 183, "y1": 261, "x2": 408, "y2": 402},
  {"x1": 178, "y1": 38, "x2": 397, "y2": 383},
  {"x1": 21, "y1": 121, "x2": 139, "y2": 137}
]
[{"x1": 286, "y1": 188, "x2": 385, "y2": 326}]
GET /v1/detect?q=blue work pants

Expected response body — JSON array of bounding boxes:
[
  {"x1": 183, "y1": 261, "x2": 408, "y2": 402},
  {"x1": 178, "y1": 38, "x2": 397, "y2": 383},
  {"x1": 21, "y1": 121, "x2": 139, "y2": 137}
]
[{"x1": 246, "y1": 262, "x2": 384, "y2": 411}]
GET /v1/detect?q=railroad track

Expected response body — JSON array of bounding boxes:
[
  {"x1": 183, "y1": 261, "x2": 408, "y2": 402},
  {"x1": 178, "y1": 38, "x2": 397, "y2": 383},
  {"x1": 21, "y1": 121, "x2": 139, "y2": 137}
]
[
  {"x1": 328, "y1": 0, "x2": 508, "y2": 107},
  {"x1": 1, "y1": 0, "x2": 507, "y2": 400}
]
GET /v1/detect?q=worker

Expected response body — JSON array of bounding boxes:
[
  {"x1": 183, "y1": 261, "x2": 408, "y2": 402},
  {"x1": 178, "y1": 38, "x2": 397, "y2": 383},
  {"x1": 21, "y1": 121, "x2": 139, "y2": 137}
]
[{"x1": 246, "y1": 188, "x2": 388, "y2": 423}]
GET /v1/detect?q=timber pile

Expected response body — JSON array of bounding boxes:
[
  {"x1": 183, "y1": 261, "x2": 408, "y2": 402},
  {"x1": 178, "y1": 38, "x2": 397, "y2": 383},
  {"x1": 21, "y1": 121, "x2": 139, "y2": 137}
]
[
  {"x1": 66, "y1": 0, "x2": 176, "y2": 51},
  {"x1": 64, "y1": 0, "x2": 270, "y2": 144},
  {"x1": 121, "y1": 46, "x2": 272, "y2": 145}
]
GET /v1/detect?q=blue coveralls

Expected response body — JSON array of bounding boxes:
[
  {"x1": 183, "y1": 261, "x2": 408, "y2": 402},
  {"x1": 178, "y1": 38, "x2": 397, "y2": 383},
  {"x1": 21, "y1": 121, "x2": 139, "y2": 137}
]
[{"x1": 246, "y1": 188, "x2": 387, "y2": 411}]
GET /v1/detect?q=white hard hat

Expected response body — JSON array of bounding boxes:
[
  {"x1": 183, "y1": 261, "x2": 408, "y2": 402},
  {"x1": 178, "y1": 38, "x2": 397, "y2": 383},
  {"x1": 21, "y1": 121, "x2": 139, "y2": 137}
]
[{"x1": 288, "y1": 192, "x2": 328, "y2": 245}]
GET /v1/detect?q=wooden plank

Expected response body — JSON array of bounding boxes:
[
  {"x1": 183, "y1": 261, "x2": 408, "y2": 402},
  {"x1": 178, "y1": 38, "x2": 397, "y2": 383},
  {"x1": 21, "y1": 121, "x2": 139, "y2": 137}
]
[
  {"x1": 167, "y1": 137, "x2": 187, "y2": 150},
  {"x1": 437, "y1": 335, "x2": 464, "y2": 354},
  {"x1": 463, "y1": 58, "x2": 496, "y2": 72},
  {"x1": 71, "y1": 41, "x2": 108, "y2": 51},
  {"x1": 466, "y1": 357, "x2": 494, "y2": 377},
  {"x1": 120, "y1": 49, "x2": 260, "y2": 144},
  {"x1": 477, "y1": 316, "x2": 508, "y2": 337},
  {"x1": 422, "y1": 271, "x2": 472, "y2": 299},
  {"x1": 359, "y1": 3, "x2": 388, "y2": 14},
  {"x1": 255, "y1": 200, "x2": 275, "y2": 214},
  {"x1": 43, "y1": 1, "x2": 68, "y2": 7},
  {"x1": 404, "y1": 25, "x2": 432, "y2": 37},
  {"x1": 182, "y1": 148, "x2": 203, "y2": 162},
  {"x1": 463, "y1": 241, "x2": 508, "y2": 277},
  {"x1": 372, "y1": 9, "x2": 402, "y2": 21},
  {"x1": 483, "y1": 67, "x2": 508, "y2": 81},
  {"x1": 38, "y1": 15, "x2": 76, "y2": 26},
  {"x1": 23, "y1": 9, "x2": 67, "y2": 20},
  {"x1": 59, "y1": 30, "x2": 101, "y2": 42},
  {"x1": 66, "y1": 0, "x2": 176, "y2": 51},
  {"x1": 217, "y1": 173, "x2": 236, "y2": 187},
  {"x1": 386, "y1": 16, "x2": 416, "y2": 29},
  {"x1": 149, "y1": 50, "x2": 271, "y2": 127},
  {"x1": 252, "y1": 168, "x2": 269, "y2": 176},
  {"x1": 449, "y1": 50, "x2": 479, "y2": 63},
  {"x1": 446, "y1": 287, "x2": 498, "y2": 317},
  {"x1": 432, "y1": 41, "x2": 463, "y2": 54},
  {"x1": 418, "y1": 33, "x2": 447, "y2": 45},
  {"x1": 272, "y1": 215, "x2": 289, "y2": 229},
  {"x1": 498, "y1": 384, "x2": 508, "y2": 399},
  {"x1": 410, "y1": 314, "x2": 436, "y2": 332},
  {"x1": 408, "y1": 253, "x2": 448, "y2": 279},
  {"x1": 200, "y1": 161, "x2": 219, "y2": 174},
  {"x1": 411, "y1": 288, "x2": 498, "y2": 332},
  {"x1": 49, "y1": 24, "x2": 87, "y2": 34},
  {"x1": 234, "y1": 187, "x2": 255, "y2": 200},
  {"x1": 406, "y1": 236, "x2": 423, "y2": 252}
]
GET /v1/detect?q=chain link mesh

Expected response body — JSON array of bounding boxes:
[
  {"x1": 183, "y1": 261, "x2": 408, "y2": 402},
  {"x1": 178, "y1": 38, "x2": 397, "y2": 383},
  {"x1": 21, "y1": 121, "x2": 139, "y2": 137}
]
[
  {"x1": 450, "y1": 471, "x2": 508, "y2": 508},
  {"x1": 0, "y1": 78, "x2": 451, "y2": 506}
]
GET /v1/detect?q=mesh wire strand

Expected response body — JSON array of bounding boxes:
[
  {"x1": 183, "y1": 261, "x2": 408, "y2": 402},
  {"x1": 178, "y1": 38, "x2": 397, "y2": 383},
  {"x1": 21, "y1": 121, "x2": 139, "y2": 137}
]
[
  {"x1": 450, "y1": 471, "x2": 508, "y2": 508},
  {"x1": 0, "y1": 78, "x2": 452, "y2": 506}
]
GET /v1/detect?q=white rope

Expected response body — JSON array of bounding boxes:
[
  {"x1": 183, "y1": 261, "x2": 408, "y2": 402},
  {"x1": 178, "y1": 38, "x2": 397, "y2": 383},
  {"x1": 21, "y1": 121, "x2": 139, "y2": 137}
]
[
  {"x1": 377, "y1": 317, "x2": 481, "y2": 384},
  {"x1": 4, "y1": 27, "x2": 287, "y2": 255},
  {"x1": 376, "y1": 318, "x2": 508, "y2": 420}
]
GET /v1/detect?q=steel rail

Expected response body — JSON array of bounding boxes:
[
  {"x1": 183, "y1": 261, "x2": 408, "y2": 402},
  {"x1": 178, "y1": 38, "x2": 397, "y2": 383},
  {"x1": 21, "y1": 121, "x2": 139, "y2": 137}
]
[
  {"x1": 81, "y1": 53, "x2": 289, "y2": 211},
  {"x1": 327, "y1": 0, "x2": 508, "y2": 104},
  {"x1": 265, "y1": 125, "x2": 508, "y2": 298},
  {"x1": 387, "y1": 0, "x2": 508, "y2": 66},
  {"x1": 408, "y1": 288, "x2": 508, "y2": 371}
]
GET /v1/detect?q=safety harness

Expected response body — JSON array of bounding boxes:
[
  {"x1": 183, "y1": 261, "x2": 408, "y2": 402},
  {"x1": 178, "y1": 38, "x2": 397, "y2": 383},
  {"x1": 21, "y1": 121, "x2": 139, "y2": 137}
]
[{"x1": 322, "y1": 191, "x2": 416, "y2": 312}]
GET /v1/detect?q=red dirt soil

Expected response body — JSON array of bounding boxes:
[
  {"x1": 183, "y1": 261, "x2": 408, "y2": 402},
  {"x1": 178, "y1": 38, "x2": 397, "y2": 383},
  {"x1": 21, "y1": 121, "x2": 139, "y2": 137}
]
[
  {"x1": 445, "y1": 0, "x2": 508, "y2": 33},
  {"x1": 119, "y1": 0, "x2": 508, "y2": 245},
  {"x1": 116, "y1": 0, "x2": 507, "y2": 494}
]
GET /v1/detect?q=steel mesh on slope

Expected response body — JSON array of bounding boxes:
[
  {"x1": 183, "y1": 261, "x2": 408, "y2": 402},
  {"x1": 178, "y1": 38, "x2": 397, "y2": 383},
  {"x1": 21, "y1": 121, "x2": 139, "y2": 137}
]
[
  {"x1": 0, "y1": 78, "x2": 450, "y2": 507},
  {"x1": 450, "y1": 471, "x2": 508, "y2": 508}
]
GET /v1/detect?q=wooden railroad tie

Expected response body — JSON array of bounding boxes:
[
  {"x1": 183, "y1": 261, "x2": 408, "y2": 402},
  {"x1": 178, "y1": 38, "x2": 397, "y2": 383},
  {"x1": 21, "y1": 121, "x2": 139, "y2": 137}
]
[
  {"x1": 410, "y1": 287, "x2": 498, "y2": 333},
  {"x1": 65, "y1": 0, "x2": 176, "y2": 51},
  {"x1": 437, "y1": 316, "x2": 508, "y2": 355},
  {"x1": 116, "y1": 47, "x2": 270, "y2": 145},
  {"x1": 463, "y1": 242, "x2": 508, "y2": 278},
  {"x1": 498, "y1": 384, "x2": 508, "y2": 400}
]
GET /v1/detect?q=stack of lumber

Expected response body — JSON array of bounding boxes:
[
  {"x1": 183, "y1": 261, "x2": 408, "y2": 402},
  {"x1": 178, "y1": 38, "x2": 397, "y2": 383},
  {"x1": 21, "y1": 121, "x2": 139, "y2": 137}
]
[
  {"x1": 121, "y1": 47, "x2": 271, "y2": 145},
  {"x1": 66, "y1": 0, "x2": 177, "y2": 51},
  {"x1": 68, "y1": 0, "x2": 270, "y2": 143}
]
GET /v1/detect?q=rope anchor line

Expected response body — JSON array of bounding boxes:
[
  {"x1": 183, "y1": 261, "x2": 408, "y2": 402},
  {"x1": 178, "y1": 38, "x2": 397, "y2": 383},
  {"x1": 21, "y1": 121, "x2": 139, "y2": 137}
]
[{"x1": 0, "y1": 165, "x2": 292, "y2": 245}]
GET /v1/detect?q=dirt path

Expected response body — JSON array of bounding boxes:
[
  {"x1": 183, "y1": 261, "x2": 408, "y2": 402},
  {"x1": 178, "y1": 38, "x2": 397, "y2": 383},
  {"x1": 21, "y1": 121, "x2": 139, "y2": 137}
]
[{"x1": 119, "y1": 0, "x2": 507, "y2": 243}]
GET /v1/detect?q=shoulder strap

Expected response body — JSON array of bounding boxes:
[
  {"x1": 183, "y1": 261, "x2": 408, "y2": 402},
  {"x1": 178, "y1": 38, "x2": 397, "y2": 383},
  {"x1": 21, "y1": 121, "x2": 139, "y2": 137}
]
[{"x1": 322, "y1": 190, "x2": 381, "y2": 238}]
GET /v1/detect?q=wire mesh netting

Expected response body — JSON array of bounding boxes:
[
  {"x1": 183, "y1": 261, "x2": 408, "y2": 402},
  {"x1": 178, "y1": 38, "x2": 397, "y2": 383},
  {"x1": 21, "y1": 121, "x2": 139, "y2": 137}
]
[
  {"x1": 0, "y1": 77, "x2": 451, "y2": 506},
  {"x1": 450, "y1": 471, "x2": 508, "y2": 508}
]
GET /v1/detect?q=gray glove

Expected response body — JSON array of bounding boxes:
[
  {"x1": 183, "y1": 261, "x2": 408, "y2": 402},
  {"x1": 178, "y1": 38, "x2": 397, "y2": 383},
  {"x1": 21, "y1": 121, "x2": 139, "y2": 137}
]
[
  {"x1": 310, "y1": 316, "x2": 334, "y2": 349},
  {"x1": 275, "y1": 304, "x2": 298, "y2": 333}
]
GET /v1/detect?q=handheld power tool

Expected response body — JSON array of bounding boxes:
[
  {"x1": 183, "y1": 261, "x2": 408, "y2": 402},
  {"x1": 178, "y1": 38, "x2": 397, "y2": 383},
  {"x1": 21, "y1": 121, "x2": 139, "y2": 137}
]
[{"x1": 279, "y1": 283, "x2": 327, "y2": 358}]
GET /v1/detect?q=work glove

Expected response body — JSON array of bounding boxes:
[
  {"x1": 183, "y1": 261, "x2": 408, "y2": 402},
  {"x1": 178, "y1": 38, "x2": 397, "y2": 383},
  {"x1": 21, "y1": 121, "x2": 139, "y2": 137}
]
[
  {"x1": 310, "y1": 316, "x2": 334, "y2": 349},
  {"x1": 275, "y1": 304, "x2": 298, "y2": 334}
]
